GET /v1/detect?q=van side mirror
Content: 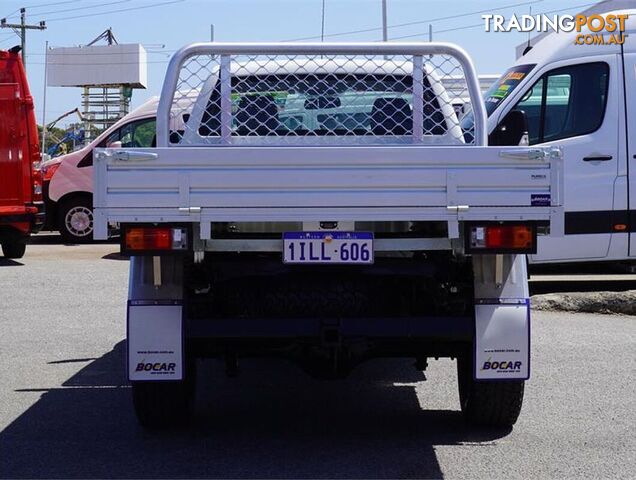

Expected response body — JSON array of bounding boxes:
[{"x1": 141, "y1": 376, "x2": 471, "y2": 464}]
[
  {"x1": 489, "y1": 109, "x2": 528, "y2": 146},
  {"x1": 107, "y1": 141, "x2": 123, "y2": 149}
]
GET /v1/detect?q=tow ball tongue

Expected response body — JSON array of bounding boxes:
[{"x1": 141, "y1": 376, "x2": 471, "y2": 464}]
[{"x1": 320, "y1": 221, "x2": 338, "y2": 229}]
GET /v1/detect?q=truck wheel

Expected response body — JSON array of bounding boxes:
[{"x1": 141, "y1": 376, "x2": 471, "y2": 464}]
[
  {"x1": 59, "y1": 197, "x2": 93, "y2": 243},
  {"x1": 131, "y1": 363, "x2": 196, "y2": 428},
  {"x1": 457, "y1": 354, "x2": 524, "y2": 428},
  {"x1": 1, "y1": 239, "x2": 26, "y2": 259}
]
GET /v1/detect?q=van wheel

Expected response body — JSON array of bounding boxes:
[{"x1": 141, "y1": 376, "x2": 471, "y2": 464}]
[
  {"x1": 131, "y1": 362, "x2": 196, "y2": 429},
  {"x1": 59, "y1": 197, "x2": 93, "y2": 243},
  {"x1": 1, "y1": 239, "x2": 26, "y2": 259},
  {"x1": 457, "y1": 354, "x2": 524, "y2": 428}
]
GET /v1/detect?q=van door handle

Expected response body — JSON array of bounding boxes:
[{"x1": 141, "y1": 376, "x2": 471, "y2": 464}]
[{"x1": 583, "y1": 155, "x2": 613, "y2": 162}]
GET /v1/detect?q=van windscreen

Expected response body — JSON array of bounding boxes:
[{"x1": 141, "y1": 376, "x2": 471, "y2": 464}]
[
  {"x1": 460, "y1": 64, "x2": 535, "y2": 138},
  {"x1": 482, "y1": 64, "x2": 536, "y2": 115}
]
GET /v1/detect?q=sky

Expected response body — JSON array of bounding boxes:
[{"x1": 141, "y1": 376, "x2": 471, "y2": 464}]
[{"x1": 0, "y1": 0, "x2": 602, "y2": 127}]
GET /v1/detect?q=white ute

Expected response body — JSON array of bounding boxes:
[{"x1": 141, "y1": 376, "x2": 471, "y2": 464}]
[{"x1": 93, "y1": 43, "x2": 564, "y2": 428}]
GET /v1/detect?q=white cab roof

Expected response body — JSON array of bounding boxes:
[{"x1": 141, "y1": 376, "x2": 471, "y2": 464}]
[{"x1": 516, "y1": 9, "x2": 636, "y2": 67}]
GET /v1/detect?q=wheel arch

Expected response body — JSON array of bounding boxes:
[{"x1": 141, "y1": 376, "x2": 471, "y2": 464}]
[{"x1": 57, "y1": 191, "x2": 93, "y2": 208}]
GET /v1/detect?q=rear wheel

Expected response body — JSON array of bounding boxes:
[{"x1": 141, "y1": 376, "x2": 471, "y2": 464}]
[
  {"x1": 58, "y1": 196, "x2": 93, "y2": 243},
  {"x1": 457, "y1": 353, "x2": 524, "y2": 428},
  {"x1": 1, "y1": 238, "x2": 26, "y2": 259},
  {"x1": 132, "y1": 360, "x2": 196, "y2": 429}
]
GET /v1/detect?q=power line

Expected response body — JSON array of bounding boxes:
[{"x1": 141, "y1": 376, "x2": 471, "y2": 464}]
[
  {"x1": 2, "y1": 8, "x2": 22, "y2": 20},
  {"x1": 0, "y1": 8, "x2": 46, "y2": 70},
  {"x1": 26, "y1": 0, "x2": 90, "y2": 9},
  {"x1": 27, "y1": 47, "x2": 177, "y2": 56},
  {"x1": 23, "y1": 0, "x2": 595, "y2": 64},
  {"x1": 33, "y1": 0, "x2": 132, "y2": 17},
  {"x1": 46, "y1": 0, "x2": 185, "y2": 22},
  {"x1": 392, "y1": 23, "x2": 482, "y2": 39},
  {"x1": 284, "y1": 0, "x2": 543, "y2": 41},
  {"x1": 390, "y1": 1, "x2": 597, "y2": 40},
  {"x1": 0, "y1": 35, "x2": 19, "y2": 46},
  {"x1": 1, "y1": 1, "x2": 89, "y2": 20},
  {"x1": 28, "y1": 59, "x2": 172, "y2": 65},
  {"x1": 522, "y1": 1, "x2": 597, "y2": 17},
  {"x1": 16, "y1": 0, "x2": 597, "y2": 67}
]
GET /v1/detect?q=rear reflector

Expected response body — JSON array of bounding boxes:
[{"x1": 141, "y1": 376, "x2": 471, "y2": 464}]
[
  {"x1": 466, "y1": 224, "x2": 536, "y2": 254},
  {"x1": 123, "y1": 226, "x2": 188, "y2": 254},
  {"x1": 32, "y1": 161, "x2": 43, "y2": 201}
]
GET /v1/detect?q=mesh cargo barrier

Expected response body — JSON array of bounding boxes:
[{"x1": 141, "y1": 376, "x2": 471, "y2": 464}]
[{"x1": 162, "y1": 47, "x2": 478, "y2": 146}]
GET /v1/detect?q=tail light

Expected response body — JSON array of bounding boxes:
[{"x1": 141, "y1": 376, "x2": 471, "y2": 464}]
[
  {"x1": 466, "y1": 223, "x2": 536, "y2": 254},
  {"x1": 122, "y1": 226, "x2": 189, "y2": 254},
  {"x1": 32, "y1": 160, "x2": 43, "y2": 201},
  {"x1": 42, "y1": 162, "x2": 61, "y2": 182}
]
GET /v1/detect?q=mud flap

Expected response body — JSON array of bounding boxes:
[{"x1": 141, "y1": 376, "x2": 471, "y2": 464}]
[
  {"x1": 474, "y1": 301, "x2": 530, "y2": 380},
  {"x1": 472, "y1": 254, "x2": 530, "y2": 381},
  {"x1": 127, "y1": 300, "x2": 183, "y2": 381}
]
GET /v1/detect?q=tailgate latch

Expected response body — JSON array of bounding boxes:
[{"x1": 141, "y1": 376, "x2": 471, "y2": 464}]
[
  {"x1": 110, "y1": 150, "x2": 158, "y2": 162},
  {"x1": 446, "y1": 205, "x2": 469, "y2": 239},
  {"x1": 178, "y1": 206, "x2": 201, "y2": 214}
]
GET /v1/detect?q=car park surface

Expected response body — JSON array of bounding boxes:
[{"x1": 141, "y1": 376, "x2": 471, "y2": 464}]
[
  {"x1": 3, "y1": 2, "x2": 636, "y2": 478},
  {"x1": 0, "y1": 236, "x2": 634, "y2": 479}
]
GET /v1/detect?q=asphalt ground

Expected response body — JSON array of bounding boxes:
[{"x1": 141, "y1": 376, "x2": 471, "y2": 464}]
[{"x1": 0, "y1": 235, "x2": 634, "y2": 479}]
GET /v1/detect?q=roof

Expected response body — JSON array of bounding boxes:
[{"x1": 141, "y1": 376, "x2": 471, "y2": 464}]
[
  {"x1": 513, "y1": 8, "x2": 636, "y2": 67},
  {"x1": 515, "y1": 1, "x2": 636, "y2": 58}
]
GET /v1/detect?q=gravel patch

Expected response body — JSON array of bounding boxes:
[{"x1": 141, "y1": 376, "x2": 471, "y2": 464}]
[{"x1": 531, "y1": 290, "x2": 636, "y2": 315}]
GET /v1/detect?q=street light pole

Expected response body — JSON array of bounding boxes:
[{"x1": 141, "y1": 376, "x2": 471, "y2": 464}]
[
  {"x1": 41, "y1": 41, "x2": 49, "y2": 155},
  {"x1": 382, "y1": 0, "x2": 388, "y2": 42},
  {"x1": 321, "y1": 0, "x2": 326, "y2": 42}
]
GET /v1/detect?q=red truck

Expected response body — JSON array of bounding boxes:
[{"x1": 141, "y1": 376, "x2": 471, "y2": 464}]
[{"x1": 0, "y1": 47, "x2": 44, "y2": 259}]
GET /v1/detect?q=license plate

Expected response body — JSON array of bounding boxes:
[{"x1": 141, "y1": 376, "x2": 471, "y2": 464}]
[{"x1": 283, "y1": 232, "x2": 373, "y2": 264}]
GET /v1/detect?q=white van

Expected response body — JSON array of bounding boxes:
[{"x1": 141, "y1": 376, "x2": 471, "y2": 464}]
[
  {"x1": 42, "y1": 97, "x2": 159, "y2": 242},
  {"x1": 462, "y1": 9, "x2": 636, "y2": 264}
]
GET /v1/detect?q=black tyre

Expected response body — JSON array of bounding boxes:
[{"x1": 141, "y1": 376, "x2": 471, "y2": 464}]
[
  {"x1": 132, "y1": 361, "x2": 196, "y2": 429},
  {"x1": 58, "y1": 196, "x2": 94, "y2": 243},
  {"x1": 457, "y1": 353, "x2": 524, "y2": 428},
  {"x1": 1, "y1": 239, "x2": 26, "y2": 259}
]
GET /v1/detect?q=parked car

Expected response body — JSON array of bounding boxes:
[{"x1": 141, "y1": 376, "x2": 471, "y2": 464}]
[
  {"x1": 0, "y1": 47, "x2": 44, "y2": 258},
  {"x1": 462, "y1": 8, "x2": 636, "y2": 265},
  {"x1": 41, "y1": 97, "x2": 158, "y2": 242}
]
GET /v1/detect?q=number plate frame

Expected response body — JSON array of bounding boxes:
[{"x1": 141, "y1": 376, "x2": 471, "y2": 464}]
[{"x1": 283, "y1": 232, "x2": 374, "y2": 265}]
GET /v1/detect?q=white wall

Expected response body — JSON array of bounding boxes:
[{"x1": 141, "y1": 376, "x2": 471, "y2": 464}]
[{"x1": 47, "y1": 43, "x2": 147, "y2": 88}]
